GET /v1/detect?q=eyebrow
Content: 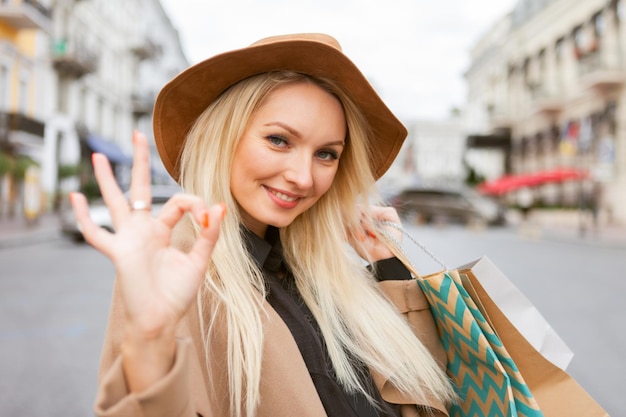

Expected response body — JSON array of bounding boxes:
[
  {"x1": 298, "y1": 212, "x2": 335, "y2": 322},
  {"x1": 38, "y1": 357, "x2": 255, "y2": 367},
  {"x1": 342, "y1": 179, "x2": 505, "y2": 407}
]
[{"x1": 265, "y1": 121, "x2": 345, "y2": 147}]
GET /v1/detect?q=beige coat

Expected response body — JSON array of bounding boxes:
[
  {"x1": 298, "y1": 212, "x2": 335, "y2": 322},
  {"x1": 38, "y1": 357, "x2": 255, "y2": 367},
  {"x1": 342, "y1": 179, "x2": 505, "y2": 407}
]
[{"x1": 94, "y1": 277, "x2": 449, "y2": 417}]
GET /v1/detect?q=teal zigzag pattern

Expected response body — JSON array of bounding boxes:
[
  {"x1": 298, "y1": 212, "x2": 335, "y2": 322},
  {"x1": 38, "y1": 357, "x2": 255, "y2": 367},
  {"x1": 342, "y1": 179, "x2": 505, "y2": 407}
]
[
  {"x1": 456, "y1": 273, "x2": 543, "y2": 417},
  {"x1": 418, "y1": 272, "x2": 544, "y2": 417}
]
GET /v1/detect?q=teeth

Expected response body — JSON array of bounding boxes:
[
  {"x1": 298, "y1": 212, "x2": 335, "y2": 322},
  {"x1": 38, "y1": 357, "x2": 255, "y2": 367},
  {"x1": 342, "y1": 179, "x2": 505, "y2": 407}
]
[{"x1": 273, "y1": 191, "x2": 297, "y2": 202}]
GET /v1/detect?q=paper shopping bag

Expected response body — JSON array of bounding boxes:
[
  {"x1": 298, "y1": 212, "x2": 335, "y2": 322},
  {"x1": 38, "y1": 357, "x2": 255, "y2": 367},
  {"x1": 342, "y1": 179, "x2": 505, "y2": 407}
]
[
  {"x1": 457, "y1": 260, "x2": 610, "y2": 417},
  {"x1": 418, "y1": 269, "x2": 543, "y2": 417},
  {"x1": 376, "y1": 221, "x2": 608, "y2": 416},
  {"x1": 456, "y1": 257, "x2": 573, "y2": 370}
]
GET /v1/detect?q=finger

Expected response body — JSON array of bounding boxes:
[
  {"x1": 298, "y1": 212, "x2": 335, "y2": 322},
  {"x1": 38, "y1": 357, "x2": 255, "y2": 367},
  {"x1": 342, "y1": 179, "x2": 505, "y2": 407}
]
[
  {"x1": 188, "y1": 203, "x2": 227, "y2": 261},
  {"x1": 157, "y1": 193, "x2": 208, "y2": 229},
  {"x1": 370, "y1": 205, "x2": 401, "y2": 223},
  {"x1": 69, "y1": 192, "x2": 116, "y2": 255},
  {"x1": 91, "y1": 153, "x2": 131, "y2": 230},
  {"x1": 358, "y1": 217, "x2": 377, "y2": 240},
  {"x1": 92, "y1": 153, "x2": 127, "y2": 211},
  {"x1": 129, "y1": 131, "x2": 152, "y2": 211}
]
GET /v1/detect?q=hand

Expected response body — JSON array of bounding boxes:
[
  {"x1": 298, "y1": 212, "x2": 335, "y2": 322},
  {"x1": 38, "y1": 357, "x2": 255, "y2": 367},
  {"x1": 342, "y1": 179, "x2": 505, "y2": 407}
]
[
  {"x1": 70, "y1": 131, "x2": 225, "y2": 391},
  {"x1": 348, "y1": 205, "x2": 403, "y2": 262}
]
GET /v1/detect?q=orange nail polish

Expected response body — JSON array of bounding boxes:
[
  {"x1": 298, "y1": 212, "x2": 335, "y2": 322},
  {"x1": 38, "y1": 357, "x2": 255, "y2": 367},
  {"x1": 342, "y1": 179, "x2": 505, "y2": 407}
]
[
  {"x1": 219, "y1": 202, "x2": 227, "y2": 219},
  {"x1": 366, "y1": 230, "x2": 377, "y2": 239},
  {"x1": 202, "y1": 212, "x2": 210, "y2": 228}
]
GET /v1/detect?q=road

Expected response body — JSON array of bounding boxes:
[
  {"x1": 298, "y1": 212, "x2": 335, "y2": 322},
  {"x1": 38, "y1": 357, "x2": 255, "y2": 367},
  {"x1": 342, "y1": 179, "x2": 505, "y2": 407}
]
[
  {"x1": 0, "y1": 238, "x2": 114, "y2": 416},
  {"x1": 0, "y1": 225, "x2": 623, "y2": 416}
]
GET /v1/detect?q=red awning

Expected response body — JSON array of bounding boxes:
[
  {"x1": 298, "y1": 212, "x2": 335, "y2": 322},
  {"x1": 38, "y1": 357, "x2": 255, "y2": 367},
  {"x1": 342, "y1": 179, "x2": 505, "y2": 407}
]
[{"x1": 476, "y1": 168, "x2": 588, "y2": 196}]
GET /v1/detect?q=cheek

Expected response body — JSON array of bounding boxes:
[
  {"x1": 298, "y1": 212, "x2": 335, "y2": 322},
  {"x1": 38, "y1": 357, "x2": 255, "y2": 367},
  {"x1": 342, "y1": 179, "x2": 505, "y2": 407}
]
[{"x1": 314, "y1": 168, "x2": 339, "y2": 197}]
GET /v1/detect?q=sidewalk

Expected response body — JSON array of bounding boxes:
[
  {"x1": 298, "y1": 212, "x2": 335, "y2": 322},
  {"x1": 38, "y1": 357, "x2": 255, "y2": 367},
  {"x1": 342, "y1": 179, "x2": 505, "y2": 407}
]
[
  {"x1": 509, "y1": 209, "x2": 626, "y2": 249},
  {"x1": 0, "y1": 212, "x2": 63, "y2": 249}
]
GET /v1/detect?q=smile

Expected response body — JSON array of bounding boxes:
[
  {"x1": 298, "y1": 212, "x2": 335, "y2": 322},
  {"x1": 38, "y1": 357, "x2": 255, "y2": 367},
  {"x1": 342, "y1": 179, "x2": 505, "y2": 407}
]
[
  {"x1": 264, "y1": 186, "x2": 303, "y2": 209},
  {"x1": 268, "y1": 189, "x2": 298, "y2": 202}
]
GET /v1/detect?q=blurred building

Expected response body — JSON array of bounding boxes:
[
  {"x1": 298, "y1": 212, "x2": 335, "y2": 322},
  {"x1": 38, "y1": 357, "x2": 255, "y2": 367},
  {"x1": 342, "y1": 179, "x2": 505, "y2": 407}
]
[
  {"x1": 130, "y1": 0, "x2": 188, "y2": 184},
  {"x1": 0, "y1": 0, "x2": 52, "y2": 216},
  {"x1": 0, "y1": 0, "x2": 188, "y2": 216},
  {"x1": 379, "y1": 117, "x2": 466, "y2": 197},
  {"x1": 465, "y1": 0, "x2": 626, "y2": 225}
]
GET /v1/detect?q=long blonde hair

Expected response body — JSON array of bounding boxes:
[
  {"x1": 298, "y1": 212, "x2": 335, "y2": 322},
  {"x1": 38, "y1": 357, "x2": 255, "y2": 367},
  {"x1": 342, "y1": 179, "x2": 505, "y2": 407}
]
[{"x1": 178, "y1": 71, "x2": 454, "y2": 417}]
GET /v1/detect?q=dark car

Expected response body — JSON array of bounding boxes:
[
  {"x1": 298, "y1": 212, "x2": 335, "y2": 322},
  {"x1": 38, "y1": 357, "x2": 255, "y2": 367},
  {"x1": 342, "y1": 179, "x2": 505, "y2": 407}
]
[{"x1": 389, "y1": 187, "x2": 507, "y2": 226}]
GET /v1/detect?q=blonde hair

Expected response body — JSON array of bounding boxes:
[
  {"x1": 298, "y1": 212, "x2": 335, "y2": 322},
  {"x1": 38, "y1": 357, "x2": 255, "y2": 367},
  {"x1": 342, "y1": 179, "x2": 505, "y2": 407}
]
[{"x1": 178, "y1": 71, "x2": 455, "y2": 417}]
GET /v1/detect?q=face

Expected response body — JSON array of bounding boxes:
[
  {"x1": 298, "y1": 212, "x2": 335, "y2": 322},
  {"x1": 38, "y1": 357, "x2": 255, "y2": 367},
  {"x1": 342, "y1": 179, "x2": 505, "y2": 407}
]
[{"x1": 230, "y1": 82, "x2": 346, "y2": 237}]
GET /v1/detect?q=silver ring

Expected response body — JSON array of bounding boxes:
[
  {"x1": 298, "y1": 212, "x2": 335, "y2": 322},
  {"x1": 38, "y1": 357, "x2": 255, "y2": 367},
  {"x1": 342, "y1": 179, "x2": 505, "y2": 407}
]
[{"x1": 130, "y1": 200, "x2": 151, "y2": 211}]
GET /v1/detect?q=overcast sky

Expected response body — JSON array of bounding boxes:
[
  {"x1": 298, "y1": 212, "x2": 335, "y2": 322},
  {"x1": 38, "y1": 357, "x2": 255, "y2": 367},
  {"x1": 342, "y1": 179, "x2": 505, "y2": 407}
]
[{"x1": 159, "y1": 0, "x2": 517, "y2": 122}]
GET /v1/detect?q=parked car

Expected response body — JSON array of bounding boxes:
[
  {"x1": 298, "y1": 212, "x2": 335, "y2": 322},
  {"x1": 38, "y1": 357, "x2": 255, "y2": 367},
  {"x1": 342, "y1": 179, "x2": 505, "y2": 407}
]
[
  {"x1": 389, "y1": 186, "x2": 507, "y2": 226},
  {"x1": 60, "y1": 185, "x2": 181, "y2": 241}
]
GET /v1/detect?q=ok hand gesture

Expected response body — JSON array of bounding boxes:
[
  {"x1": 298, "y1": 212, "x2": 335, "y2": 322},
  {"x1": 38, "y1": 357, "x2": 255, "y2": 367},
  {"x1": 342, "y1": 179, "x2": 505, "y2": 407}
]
[{"x1": 70, "y1": 131, "x2": 225, "y2": 391}]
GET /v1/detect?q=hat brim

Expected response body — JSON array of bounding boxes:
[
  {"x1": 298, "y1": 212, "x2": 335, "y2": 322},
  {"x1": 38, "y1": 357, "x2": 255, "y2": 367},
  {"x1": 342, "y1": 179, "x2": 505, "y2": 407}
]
[{"x1": 153, "y1": 36, "x2": 407, "y2": 181}]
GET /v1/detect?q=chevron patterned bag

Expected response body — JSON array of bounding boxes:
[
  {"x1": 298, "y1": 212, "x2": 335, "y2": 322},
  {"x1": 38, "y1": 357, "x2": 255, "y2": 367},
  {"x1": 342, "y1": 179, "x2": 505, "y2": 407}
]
[
  {"x1": 418, "y1": 269, "x2": 543, "y2": 417},
  {"x1": 377, "y1": 221, "x2": 609, "y2": 417}
]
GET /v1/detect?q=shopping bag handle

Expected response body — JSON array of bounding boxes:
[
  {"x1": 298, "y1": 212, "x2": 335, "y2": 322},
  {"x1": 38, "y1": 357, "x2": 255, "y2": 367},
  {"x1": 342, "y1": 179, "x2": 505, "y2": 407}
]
[{"x1": 375, "y1": 220, "x2": 448, "y2": 278}]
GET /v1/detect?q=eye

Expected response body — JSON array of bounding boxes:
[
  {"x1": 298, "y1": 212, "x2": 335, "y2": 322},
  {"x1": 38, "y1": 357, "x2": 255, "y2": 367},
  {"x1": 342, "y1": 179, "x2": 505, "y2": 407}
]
[
  {"x1": 266, "y1": 134, "x2": 288, "y2": 147},
  {"x1": 317, "y1": 149, "x2": 340, "y2": 161}
]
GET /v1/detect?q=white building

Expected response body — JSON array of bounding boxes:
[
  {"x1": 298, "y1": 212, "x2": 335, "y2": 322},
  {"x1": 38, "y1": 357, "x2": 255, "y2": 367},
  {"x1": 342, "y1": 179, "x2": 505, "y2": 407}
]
[
  {"x1": 465, "y1": 0, "x2": 626, "y2": 225},
  {"x1": 133, "y1": 0, "x2": 189, "y2": 184}
]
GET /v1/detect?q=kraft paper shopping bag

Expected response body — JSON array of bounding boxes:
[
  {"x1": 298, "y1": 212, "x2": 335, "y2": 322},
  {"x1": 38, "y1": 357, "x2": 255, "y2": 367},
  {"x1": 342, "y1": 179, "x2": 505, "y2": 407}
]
[
  {"x1": 458, "y1": 262, "x2": 609, "y2": 417},
  {"x1": 376, "y1": 221, "x2": 608, "y2": 417}
]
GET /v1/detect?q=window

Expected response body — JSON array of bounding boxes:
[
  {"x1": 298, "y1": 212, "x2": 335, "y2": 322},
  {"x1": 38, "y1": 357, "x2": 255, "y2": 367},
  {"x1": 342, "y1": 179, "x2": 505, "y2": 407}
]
[
  {"x1": 18, "y1": 76, "x2": 28, "y2": 113},
  {"x1": 572, "y1": 26, "x2": 585, "y2": 59},
  {"x1": 536, "y1": 132, "x2": 547, "y2": 157},
  {"x1": 554, "y1": 37, "x2": 564, "y2": 61},
  {"x1": 593, "y1": 12, "x2": 605, "y2": 36},
  {"x1": 537, "y1": 48, "x2": 546, "y2": 77},
  {"x1": 522, "y1": 57, "x2": 531, "y2": 85},
  {"x1": 572, "y1": 26, "x2": 584, "y2": 49},
  {"x1": 0, "y1": 65, "x2": 8, "y2": 110},
  {"x1": 550, "y1": 125, "x2": 561, "y2": 152}
]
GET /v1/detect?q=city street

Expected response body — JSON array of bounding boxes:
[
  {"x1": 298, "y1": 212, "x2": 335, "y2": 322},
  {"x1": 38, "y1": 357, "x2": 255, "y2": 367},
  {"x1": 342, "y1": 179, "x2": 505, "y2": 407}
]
[{"x1": 0, "y1": 224, "x2": 624, "y2": 416}]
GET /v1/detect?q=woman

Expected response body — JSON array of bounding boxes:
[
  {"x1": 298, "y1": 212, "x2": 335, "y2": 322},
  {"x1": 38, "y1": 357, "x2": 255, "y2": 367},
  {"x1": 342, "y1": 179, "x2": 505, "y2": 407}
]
[{"x1": 71, "y1": 33, "x2": 456, "y2": 417}]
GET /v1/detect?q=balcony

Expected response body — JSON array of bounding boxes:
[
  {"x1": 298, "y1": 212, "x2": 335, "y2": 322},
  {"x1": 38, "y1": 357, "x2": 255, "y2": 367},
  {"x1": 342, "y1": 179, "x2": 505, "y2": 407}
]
[
  {"x1": 130, "y1": 37, "x2": 162, "y2": 61},
  {"x1": 0, "y1": 111, "x2": 45, "y2": 148},
  {"x1": 0, "y1": 0, "x2": 51, "y2": 32},
  {"x1": 577, "y1": 49, "x2": 626, "y2": 92},
  {"x1": 487, "y1": 106, "x2": 514, "y2": 130},
  {"x1": 529, "y1": 84, "x2": 564, "y2": 116},
  {"x1": 131, "y1": 91, "x2": 156, "y2": 117},
  {"x1": 51, "y1": 39, "x2": 98, "y2": 79}
]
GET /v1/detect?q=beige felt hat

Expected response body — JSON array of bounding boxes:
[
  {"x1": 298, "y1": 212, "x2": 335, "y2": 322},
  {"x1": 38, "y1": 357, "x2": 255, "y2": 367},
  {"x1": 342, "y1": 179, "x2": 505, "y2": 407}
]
[{"x1": 153, "y1": 33, "x2": 407, "y2": 181}]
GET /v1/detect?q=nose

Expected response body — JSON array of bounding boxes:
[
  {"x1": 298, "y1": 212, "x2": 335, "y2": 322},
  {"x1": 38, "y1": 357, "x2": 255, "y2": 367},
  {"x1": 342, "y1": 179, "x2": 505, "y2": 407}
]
[{"x1": 283, "y1": 153, "x2": 314, "y2": 190}]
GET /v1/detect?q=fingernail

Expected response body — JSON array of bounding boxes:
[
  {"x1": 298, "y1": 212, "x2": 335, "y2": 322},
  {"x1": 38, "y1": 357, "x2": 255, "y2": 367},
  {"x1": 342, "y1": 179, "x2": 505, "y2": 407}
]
[
  {"x1": 202, "y1": 212, "x2": 210, "y2": 228},
  {"x1": 366, "y1": 230, "x2": 377, "y2": 240},
  {"x1": 219, "y1": 202, "x2": 227, "y2": 219},
  {"x1": 356, "y1": 233, "x2": 366, "y2": 242},
  {"x1": 69, "y1": 192, "x2": 76, "y2": 204}
]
